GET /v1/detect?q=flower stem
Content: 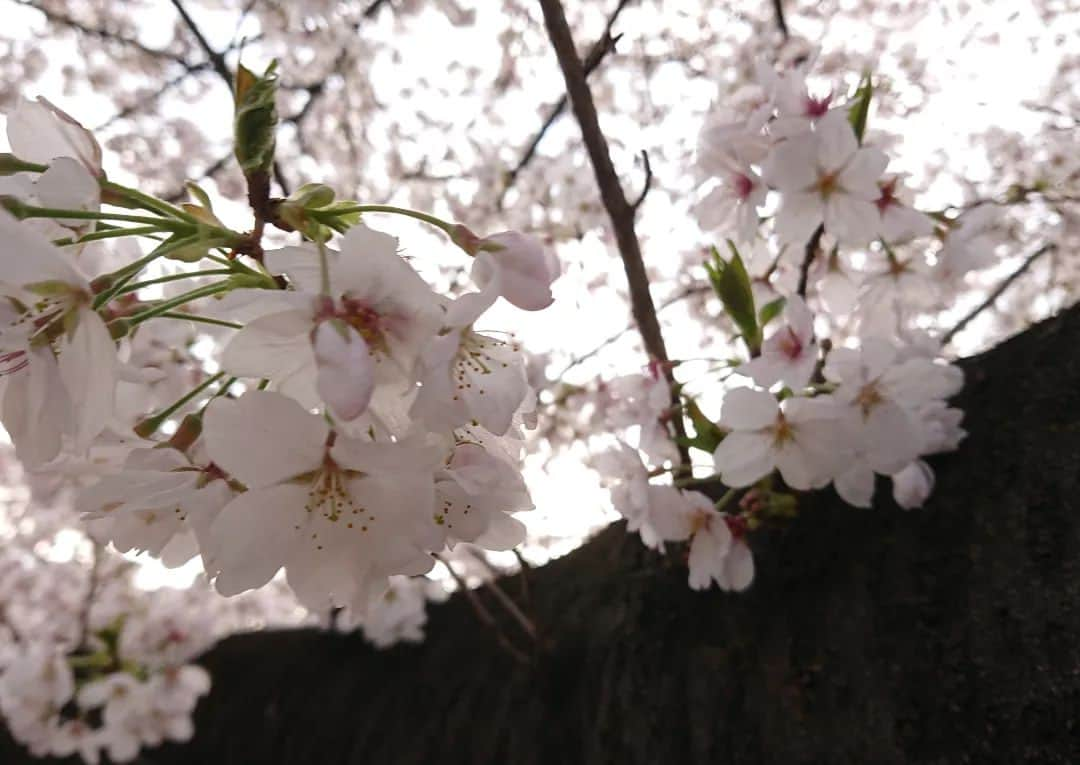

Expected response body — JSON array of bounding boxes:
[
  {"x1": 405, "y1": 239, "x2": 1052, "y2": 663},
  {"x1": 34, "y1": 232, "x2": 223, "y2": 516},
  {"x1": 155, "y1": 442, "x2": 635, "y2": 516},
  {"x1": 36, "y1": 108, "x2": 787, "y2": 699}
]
[
  {"x1": 314, "y1": 204, "x2": 456, "y2": 236},
  {"x1": 128, "y1": 282, "x2": 234, "y2": 326},
  {"x1": 135, "y1": 372, "x2": 226, "y2": 437},
  {"x1": 100, "y1": 180, "x2": 200, "y2": 224},
  {"x1": 157, "y1": 312, "x2": 242, "y2": 330},
  {"x1": 120, "y1": 269, "x2": 235, "y2": 295}
]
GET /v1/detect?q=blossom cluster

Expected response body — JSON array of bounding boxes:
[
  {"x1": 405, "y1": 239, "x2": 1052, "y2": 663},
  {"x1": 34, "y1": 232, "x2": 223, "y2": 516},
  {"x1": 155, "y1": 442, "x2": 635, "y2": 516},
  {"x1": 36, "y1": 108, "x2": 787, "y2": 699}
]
[
  {"x1": 596, "y1": 58, "x2": 968, "y2": 591},
  {"x1": 0, "y1": 93, "x2": 555, "y2": 681}
]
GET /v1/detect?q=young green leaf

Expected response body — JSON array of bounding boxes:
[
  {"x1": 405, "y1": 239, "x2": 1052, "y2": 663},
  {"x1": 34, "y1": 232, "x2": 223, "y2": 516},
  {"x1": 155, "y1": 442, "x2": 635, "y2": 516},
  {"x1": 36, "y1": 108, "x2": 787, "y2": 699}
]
[{"x1": 848, "y1": 72, "x2": 873, "y2": 145}]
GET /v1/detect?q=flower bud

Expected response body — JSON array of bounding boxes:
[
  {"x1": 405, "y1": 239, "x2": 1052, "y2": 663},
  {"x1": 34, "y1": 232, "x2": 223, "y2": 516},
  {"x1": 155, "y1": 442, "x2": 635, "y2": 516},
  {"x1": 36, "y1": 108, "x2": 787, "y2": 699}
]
[
  {"x1": 472, "y1": 231, "x2": 560, "y2": 311},
  {"x1": 891, "y1": 460, "x2": 934, "y2": 509}
]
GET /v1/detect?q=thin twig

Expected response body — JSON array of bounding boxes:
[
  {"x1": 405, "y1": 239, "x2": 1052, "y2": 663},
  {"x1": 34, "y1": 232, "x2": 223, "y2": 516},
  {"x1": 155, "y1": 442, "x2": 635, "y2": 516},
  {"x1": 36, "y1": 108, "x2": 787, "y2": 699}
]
[
  {"x1": 498, "y1": 0, "x2": 632, "y2": 208},
  {"x1": 796, "y1": 223, "x2": 825, "y2": 298},
  {"x1": 466, "y1": 549, "x2": 538, "y2": 640},
  {"x1": 76, "y1": 544, "x2": 101, "y2": 649},
  {"x1": 539, "y1": 0, "x2": 689, "y2": 463},
  {"x1": 556, "y1": 284, "x2": 710, "y2": 379},
  {"x1": 630, "y1": 150, "x2": 653, "y2": 212},
  {"x1": 941, "y1": 243, "x2": 1056, "y2": 346},
  {"x1": 434, "y1": 554, "x2": 530, "y2": 664}
]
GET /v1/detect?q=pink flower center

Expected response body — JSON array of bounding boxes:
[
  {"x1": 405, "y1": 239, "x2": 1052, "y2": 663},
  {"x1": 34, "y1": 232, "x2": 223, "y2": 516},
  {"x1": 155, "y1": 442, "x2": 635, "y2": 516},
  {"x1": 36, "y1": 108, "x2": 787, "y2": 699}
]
[
  {"x1": 724, "y1": 514, "x2": 749, "y2": 539},
  {"x1": 777, "y1": 327, "x2": 803, "y2": 359},
  {"x1": 876, "y1": 177, "x2": 898, "y2": 213},
  {"x1": 733, "y1": 172, "x2": 755, "y2": 201},
  {"x1": 0, "y1": 350, "x2": 28, "y2": 376},
  {"x1": 804, "y1": 93, "x2": 833, "y2": 119}
]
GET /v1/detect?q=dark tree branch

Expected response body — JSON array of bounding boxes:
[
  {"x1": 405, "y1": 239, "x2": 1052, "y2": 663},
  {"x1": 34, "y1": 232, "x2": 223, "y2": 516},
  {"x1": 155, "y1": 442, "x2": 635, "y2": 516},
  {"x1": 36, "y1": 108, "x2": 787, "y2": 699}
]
[
  {"x1": 796, "y1": 223, "x2": 825, "y2": 298},
  {"x1": 539, "y1": 0, "x2": 688, "y2": 462},
  {"x1": 941, "y1": 242, "x2": 1056, "y2": 347},
  {"x1": 498, "y1": 0, "x2": 631, "y2": 208},
  {"x1": 771, "y1": 0, "x2": 790, "y2": 39},
  {"x1": 362, "y1": 0, "x2": 393, "y2": 18}
]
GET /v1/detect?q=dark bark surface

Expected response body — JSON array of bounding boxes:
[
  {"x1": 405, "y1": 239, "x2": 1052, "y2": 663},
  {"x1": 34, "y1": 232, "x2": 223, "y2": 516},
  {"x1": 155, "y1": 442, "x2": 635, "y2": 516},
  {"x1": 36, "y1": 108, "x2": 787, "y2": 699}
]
[{"x1": 4, "y1": 303, "x2": 1080, "y2": 764}]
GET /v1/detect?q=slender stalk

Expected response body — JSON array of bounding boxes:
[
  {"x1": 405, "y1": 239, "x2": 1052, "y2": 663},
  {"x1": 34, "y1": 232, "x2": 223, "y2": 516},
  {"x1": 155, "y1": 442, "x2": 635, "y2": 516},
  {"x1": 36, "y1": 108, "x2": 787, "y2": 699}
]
[
  {"x1": 119, "y1": 268, "x2": 235, "y2": 295},
  {"x1": 11, "y1": 204, "x2": 190, "y2": 229},
  {"x1": 128, "y1": 282, "x2": 234, "y2": 325},
  {"x1": 137, "y1": 372, "x2": 226, "y2": 436},
  {"x1": 314, "y1": 204, "x2": 455, "y2": 235},
  {"x1": 158, "y1": 312, "x2": 243, "y2": 330},
  {"x1": 101, "y1": 180, "x2": 200, "y2": 223}
]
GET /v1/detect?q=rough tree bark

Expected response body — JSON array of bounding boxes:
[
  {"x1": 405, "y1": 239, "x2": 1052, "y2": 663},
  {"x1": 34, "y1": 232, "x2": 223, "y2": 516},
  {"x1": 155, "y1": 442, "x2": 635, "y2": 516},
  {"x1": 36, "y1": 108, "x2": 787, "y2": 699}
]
[{"x1": 4, "y1": 302, "x2": 1080, "y2": 764}]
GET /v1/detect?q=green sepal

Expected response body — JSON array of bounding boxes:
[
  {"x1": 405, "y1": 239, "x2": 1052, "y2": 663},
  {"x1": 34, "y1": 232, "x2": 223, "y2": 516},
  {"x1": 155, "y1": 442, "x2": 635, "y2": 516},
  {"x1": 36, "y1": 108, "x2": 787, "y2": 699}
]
[
  {"x1": 716, "y1": 241, "x2": 760, "y2": 354},
  {"x1": 847, "y1": 72, "x2": 873, "y2": 145},
  {"x1": 233, "y1": 61, "x2": 279, "y2": 177}
]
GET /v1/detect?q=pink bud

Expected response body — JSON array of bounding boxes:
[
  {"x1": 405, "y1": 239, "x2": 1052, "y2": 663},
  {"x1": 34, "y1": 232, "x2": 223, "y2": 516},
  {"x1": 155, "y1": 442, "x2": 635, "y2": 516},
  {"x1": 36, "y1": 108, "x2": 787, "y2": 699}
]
[
  {"x1": 891, "y1": 460, "x2": 934, "y2": 509},
  {"x1": 472, "y1": 231, "x2": 560, "y2": 311}
]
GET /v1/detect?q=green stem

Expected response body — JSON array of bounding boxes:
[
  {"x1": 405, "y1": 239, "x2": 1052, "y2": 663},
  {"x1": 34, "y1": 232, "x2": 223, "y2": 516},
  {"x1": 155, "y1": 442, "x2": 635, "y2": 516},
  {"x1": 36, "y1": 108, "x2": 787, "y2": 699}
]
[
  {"x1": 12, "y1": 204, "x2": 191, "y2": 229},
  {"x1": 101, "y1": 180, "x2": 200, "y2": 224},
  {"x1": 157, "y1": 312, "x2": 242, "y2": 330},
  {"x1": 715, "y1": 487, "x2": 739, "y2": 512},
  {"x1": 137, "y1": 372, "x2": 226, "y2": 436},
  {"x1": 120, "y1": 269, "x2": 235, "y2": 295},
  {"x1": 128, "y1": 282, "x2": 234, "y2": 325},
  {"x1": 314, "y1": 204, "x2": 456, "y2": 235},
  {"x1": 67, "y1": 225, "x2": 168, "y2": 245}
]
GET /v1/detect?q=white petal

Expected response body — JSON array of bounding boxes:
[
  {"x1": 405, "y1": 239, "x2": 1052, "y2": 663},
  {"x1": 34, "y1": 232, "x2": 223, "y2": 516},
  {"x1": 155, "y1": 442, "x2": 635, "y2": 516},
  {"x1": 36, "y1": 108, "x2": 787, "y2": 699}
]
[
  {"x1": 220, "y1": 309, "x2": 313, "y2": 378},
  {"x1": 718, "y1": 387, "x2": 778, "y2": 430},
  {"x1": 762, "y1": 133, "x2": 818, "y2": 191},
  {"x1": 203, "y1": 391, "x2": 327, "y2": 488},
  {"x1": 0, "y1": 209, "x2": 84, "y2": 286},
  {"x1": 815, "y1": 110, "x2": 858, "y2": 173},
  {"x1": 7, "y1": 97, "x2": 101, "y2": 173},
  {"x1": 58, "y1": 309, "x2": 115, "y2": 453},
  {"x1": 207, "y1": 483, "x2": 308, "y2": 595},
  {"x1": 774, "y1": 191, "x2": 824, "y2": 245},
  {"x1": 713, "y1": 431, "x2": 774, "y2": 487},
  {"x1": 838, "y1": 146, "x2": 889, "y2": 199},
  {"x1": 313, "y1": 322, "x2": 375, "y2": 421},
  {"x1": 834, "y1": 464, "x2": 875, "y2": 508},
  {"x1": 825, "y1": 194, "x2": 878, "y2": 246},
  {"x1": 34, "y1": 157, "x2": 100, "y2": 213},
  {"x1": 722, "y1": 539, "x2": 755, "y2": 591}
]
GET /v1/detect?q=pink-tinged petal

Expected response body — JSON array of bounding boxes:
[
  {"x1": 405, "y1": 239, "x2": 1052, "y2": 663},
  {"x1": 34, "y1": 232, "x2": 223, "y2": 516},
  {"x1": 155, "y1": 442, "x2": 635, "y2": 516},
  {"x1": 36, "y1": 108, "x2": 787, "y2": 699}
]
[
  {"x1": 207, "y1": 483, "x2": 309, "y2": 596},
  {"x1": 880, "y1": 204, "x2": 934, "y2": 242},
  {"x1": 645, "y1": 485, "x2": 695, "y2": 542},
  {"x1": 838, "y1": 146, "x2": 889, "y2": 200},
  {"x1": 58, "y1": 309, "x2": 115, "y2": 452},
  {"x1": 34, "y1": 157, "x2": 100, "y2": 214},
  {"x1": 824, "y1": 194, "x2": 878, "y2": 246},
  {"x1": 713, "y1": 431, "x2": 775, "y2": 487},
  {"x1": 0, "y1": 209, "x2": 85, "y2": 286},
  {"x1": 736, "y1": 355, "x2": 785, "y2": 388},
  {"x1": 2, "y1": 347, "x2": 70, "y2": 466},
  {"x1": 862, "y1": 402, "x2": 920, "y2": 474},
  {"x1": 203, "y1": 391, "x2": 327, "y2": 488},
  {"x1": 815, "y1": 110, "x2": 858, "y2": 174},
  {"x1": 722, "y1": 539, "x2": 755, "y2": 591},
  {"x1": 762, "y1": 133, "x2": 818, "y2": 191},
  {"x1": 892, "y1": 460, "x2": 934, "y2": 509},
  {"x1": 7, "y1": 97, "x2": 102, "y2": 174},
  {"x1": 785, "y1": 295, "x2": 814, "y2": 341},
  {"x1": 220, "y1": 309, "x2": 313, "y2": 379},
  {"x1": 688, "y1": 519, "x2": 732, "y2": 590},
  {"x1": 443, "y1": 289, "x2": 497, "y2": 328},
  {"x1": 695, "y1": 184, "x2": 740, "y2": 231},
  {"x1": 774, "y1": 191, "x2": 824, "y2": 245},
  {"x1": 264, "y1": 245, "x2": 323, "y2": 294},
  {"x1": 474, "y1": 512, "x2": 527, "y2": 551},
  {"x1": 773, "y1": 442, "x2": 819, "y2": 490},
  {"x1": 822, "y1": 346, "x2": 862, "y2": 386},
  {"x1": 718, "y1": 387, "x2": 778, "y2": 430},
  {"x1": 313, "y1": 322, "x2": 375, "y2": 421},
  {"x1": 834, "y1": 464, "x2": 875, "y2": 508}
]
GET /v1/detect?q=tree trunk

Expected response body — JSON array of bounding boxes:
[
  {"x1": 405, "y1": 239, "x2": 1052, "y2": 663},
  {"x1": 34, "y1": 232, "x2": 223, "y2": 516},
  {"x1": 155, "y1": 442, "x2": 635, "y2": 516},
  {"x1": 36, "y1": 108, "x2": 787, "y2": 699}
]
[{"x1": 5, "y1": 304, "x2": 1080, "y2": 764}]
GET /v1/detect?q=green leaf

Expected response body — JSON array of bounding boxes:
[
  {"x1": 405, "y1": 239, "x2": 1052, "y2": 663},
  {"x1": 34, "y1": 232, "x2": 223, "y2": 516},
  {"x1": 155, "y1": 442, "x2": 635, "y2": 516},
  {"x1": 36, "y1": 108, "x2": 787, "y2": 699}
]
[
  {"x1": 847, "y1": 72, "x2": 873, "y2": 145},
  {"x1": 758, "y1": 296, "x2": 786, "y2": 328},
  {"x1": 233, "y1": 61, "x2": 279, "y2": 176},
  {"x1": 683, "y1": 399, "x2": 724, "y2": 454},
  {"x1": 716, "y1": 241, "x2": 759, "y2": 353}
]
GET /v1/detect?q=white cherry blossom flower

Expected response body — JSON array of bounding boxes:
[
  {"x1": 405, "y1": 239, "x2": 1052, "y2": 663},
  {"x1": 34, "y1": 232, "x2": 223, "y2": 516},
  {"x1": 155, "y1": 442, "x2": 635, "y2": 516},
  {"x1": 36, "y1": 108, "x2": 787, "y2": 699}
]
[
  {"x1": 875, "y1": 175, "x2": 934, "y2": 242},
  {"x1": 410, "y1": 290, "x2": 529, "y2": 435},
  {"x1": 695, "y1": 154, "x2": 766, "y2": 244},
  {"x1": 471, "y1": 231, "x2": 560, "y2": 311},
  {"x1": 0, "y1": 211, "x2": 117, "y2": 466},
  {"x1": 712, "y1": 387, "x2": 848, "y2": 490},
  {"x1": 737, "y1": 295, "x2": 818, "y2": 389},
  {"x1": 763, "y1": 110, "x2": 888, "y2": 246},
  {"x1": 891, "y1": 459, "x2": 935, "y2": 509},
  {"x1": 221, "y1": 223, "x2": 440, "y2": 420},
  {"x1": 434, "y1": 440, "x2": 532, "y2": 549},
  {"x1": 202, "y1": 390, "x2": 443, "y2": 613}
]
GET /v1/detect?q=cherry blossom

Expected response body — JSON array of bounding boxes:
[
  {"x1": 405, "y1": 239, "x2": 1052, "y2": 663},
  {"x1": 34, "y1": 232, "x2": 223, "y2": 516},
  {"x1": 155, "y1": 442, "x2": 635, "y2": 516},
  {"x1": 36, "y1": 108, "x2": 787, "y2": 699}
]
[
  {"x1": 737, "y1": 295, "x2": 818, "y2": 389},
  {"x1": 763, "y1": 110, "x2": 888, "y2": 246},
  {"x1": 470, "y1": 231, "x2": 560, "y2": 311}
]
